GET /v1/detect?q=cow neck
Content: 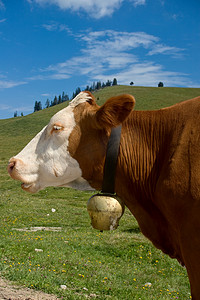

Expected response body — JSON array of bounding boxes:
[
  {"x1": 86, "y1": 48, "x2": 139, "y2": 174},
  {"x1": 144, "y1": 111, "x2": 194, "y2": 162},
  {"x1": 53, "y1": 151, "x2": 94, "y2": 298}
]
[{"x1": 101, "y1": 125, "x2": 122, "y2": 195}]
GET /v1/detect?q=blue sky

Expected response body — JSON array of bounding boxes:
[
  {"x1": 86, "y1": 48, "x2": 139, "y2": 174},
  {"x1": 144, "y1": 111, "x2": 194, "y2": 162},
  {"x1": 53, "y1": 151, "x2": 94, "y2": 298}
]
[{"x1": 0, "y1": 0, "x2": 200, "y2": 119}]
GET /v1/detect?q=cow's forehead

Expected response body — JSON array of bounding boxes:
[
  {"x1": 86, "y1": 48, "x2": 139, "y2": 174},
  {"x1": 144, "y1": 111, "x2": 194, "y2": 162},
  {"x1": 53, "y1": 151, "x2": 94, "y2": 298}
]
[{"x1": 49, "y1": 92, "x2": 92, "y2": 125}]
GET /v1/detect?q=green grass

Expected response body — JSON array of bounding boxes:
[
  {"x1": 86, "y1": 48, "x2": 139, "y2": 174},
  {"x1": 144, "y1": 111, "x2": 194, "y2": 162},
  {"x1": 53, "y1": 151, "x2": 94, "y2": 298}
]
[
  {"x1": 1, "y1": 85, "x2": 199, "y2": 299},
  {"x1": 0, "y1": 182, "x2": 191, "y2": 299},
  {"x1": 94, "y1": 85, "x2": 200, "y2": 110}
]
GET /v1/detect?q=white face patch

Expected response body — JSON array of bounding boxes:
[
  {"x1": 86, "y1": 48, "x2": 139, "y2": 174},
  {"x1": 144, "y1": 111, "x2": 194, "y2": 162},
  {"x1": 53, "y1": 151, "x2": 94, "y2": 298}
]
[{"x1": 10, "y1": 92, "x2": 93, "y2": 193}]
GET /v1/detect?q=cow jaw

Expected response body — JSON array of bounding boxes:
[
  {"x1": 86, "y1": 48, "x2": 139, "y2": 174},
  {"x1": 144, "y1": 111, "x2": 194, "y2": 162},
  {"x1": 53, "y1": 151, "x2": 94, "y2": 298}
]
[{"x1": 19, "y1": 159, "x2": 90, "y2": 193}]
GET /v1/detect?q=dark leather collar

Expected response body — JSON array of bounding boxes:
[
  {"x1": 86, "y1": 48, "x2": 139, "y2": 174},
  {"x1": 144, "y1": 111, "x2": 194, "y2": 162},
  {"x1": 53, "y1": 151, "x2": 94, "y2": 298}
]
[{"x1": 101, "y1": 125, "x2": 122, "y2": 195}]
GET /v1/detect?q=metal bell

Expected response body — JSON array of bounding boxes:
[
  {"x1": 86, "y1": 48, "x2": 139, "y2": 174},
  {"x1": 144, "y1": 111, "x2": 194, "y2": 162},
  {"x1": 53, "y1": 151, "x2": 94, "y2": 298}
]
[{"x1": 87, "y1": 194, "x2": 125, "y2": 231}]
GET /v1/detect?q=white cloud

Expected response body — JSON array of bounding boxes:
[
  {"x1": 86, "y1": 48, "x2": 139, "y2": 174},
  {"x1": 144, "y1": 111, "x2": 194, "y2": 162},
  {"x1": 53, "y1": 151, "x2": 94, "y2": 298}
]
[
  {"x1": 42, "y1": 23, "x2": 58, "y2": 31},
  {"x1": 79, "y1": 30, "x2": 158, "y2": 53},
  {"x1": 34, "y1": 29, "x2": 187, "y2": 87},
  {"x1": 41, "y1": 93, "x2": 51, "y2": 97},
  {"x1": 148, "y1": 44, "x2": 185, "y2": 58},
  {"x1": 0, "y1": 79, "x2": 27, "y2": 89},
  {"x1": 0, "y1": 18, "x2": 6, "y2": 23},
  {"x1": 42, "y1": 22, "x2": 72, "y2": 34},
  {"x1": 131, "y1": 0, "x2": 146, "y2": 7},
  {"x1": 29, "y1": 0, "x2": 146, "y2": 18},
  {"x1": 105, "y1": 62, "x2": 189, "y2": 87},
  {"x1": 41, "y1": 30, "x2": 158, "y2": 79}
]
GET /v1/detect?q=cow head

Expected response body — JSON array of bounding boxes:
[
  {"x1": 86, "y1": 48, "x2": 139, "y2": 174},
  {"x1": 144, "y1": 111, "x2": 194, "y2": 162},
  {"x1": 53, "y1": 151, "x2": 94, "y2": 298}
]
[{"x1": 8, "y1": 92, "x2": 135, "y2": 193}]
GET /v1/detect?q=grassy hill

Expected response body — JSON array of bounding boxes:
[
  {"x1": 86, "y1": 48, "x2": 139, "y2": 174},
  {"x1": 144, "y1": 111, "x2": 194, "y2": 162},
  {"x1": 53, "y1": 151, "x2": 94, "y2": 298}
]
[
  {"x1": 0, "y1": 85, "x2": 200, "y2": 159},
  {"x1": 94, "y1": 85, "x2": 200, "y2": 110},
  {"x1": 1, "y1": 85, "x2": 200, "y2": 139},
  {"x1": 0, "y1": 85, "x2": 199, "y2": 299}
]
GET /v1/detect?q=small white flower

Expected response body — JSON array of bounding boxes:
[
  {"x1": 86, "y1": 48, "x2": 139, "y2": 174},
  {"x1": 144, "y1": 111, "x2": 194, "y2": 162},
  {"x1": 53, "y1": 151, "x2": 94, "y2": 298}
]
[
  {"x1": 35, "y1": 248, "x2": 43, "y2": 252},
  {"x1": 51, "y1": 208, "x2": 56, "y2": 212},
  {"x1": 60, "y1": 285, "x2": 67, "y2": 290}
]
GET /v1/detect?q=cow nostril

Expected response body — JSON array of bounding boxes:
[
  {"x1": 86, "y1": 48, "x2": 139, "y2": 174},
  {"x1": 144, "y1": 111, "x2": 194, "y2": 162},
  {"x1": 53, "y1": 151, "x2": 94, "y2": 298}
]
[{"x1": 7, "y1": 160, "x2": 16, "y2": 175}]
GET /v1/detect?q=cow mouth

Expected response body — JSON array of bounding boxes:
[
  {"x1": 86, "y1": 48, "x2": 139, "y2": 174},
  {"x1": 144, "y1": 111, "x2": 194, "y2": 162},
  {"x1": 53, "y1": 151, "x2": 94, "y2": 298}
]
[
  {"x1": 21, "y1": 182, "x2": 36, "y2": 192},
  {"x1": 22, "y1": 182, "x2": 32, "y2": 189}
]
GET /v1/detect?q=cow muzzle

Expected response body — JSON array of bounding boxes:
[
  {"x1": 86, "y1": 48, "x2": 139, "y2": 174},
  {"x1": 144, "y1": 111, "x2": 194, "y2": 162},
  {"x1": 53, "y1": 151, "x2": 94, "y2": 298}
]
[
  {"x1": 8, "y1": 158, "x2": 24, "y2": 180},
  {"x1": 7, "y1": 158, "x2": 39, "y2": 193}
]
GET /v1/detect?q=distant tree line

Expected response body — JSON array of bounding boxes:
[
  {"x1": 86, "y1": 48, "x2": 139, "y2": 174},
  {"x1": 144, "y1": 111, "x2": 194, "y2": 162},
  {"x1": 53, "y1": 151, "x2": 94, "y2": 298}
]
[
  {"x1": 44, "y1": 92, "x2": 70, "y2": 109},
  {"x1": 14, "y1": 78, "x2": 165, "y2": 117},
  {"x1": 33, "y1": 92, "x2": 70, "y2": 112},
  {"x1": 33, "y1": 78, "x2": 118, "y2": 113},
  {"x1": 14, "y1": 111, "x2": 23, "y2": 117},
  {"x1": 34, "y1": 101, "x2": 42, "y2": 112}
]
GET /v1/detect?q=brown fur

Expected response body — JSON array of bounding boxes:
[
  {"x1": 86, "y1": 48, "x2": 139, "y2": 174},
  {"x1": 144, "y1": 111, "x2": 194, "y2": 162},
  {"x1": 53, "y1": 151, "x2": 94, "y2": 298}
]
[{"x1": 68, "y1": 93, "x2": 200, "y2": 299}]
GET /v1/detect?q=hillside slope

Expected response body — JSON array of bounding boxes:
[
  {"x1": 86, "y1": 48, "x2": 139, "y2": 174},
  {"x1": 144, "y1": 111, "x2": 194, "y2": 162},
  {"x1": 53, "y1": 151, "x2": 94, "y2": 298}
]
[
  {"x1": 0, "y1": 85, "x2": 200, "y2": 159},
  {"x1": 94, "y1": 85, "x2": 200, "y2": 109}
]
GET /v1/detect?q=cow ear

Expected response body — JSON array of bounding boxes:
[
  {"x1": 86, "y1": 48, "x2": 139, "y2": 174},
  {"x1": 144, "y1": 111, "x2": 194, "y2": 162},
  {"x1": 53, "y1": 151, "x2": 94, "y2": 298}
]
[{"x1": 95, "y1": 94, "x2": 135, "y2": 128}]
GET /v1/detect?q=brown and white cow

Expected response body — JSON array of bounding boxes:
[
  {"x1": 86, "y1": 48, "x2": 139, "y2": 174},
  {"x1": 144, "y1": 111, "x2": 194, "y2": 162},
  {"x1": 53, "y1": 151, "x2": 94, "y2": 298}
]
[{"x1": 8, "y1": 91, "x2": 200, "y2": 299}]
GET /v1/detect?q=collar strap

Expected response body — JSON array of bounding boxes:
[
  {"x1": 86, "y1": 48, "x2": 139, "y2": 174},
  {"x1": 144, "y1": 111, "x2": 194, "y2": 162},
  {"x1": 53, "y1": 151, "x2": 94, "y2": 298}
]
[{"x1": 101, "y1": 125, "x2": 122, "y2": 195}]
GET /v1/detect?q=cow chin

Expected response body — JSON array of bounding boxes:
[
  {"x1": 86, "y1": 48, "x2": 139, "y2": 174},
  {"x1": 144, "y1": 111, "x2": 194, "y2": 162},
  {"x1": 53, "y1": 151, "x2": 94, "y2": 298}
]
[{"x1": 21, "y1": 182, "x2": 40, "y2": 193}]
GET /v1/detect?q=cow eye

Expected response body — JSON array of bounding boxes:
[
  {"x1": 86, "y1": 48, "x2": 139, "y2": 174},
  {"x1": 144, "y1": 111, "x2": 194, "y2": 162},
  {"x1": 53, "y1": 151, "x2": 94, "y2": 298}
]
[{"x1": 53, "y1": 125, "x2": 63, "y2": 131}]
